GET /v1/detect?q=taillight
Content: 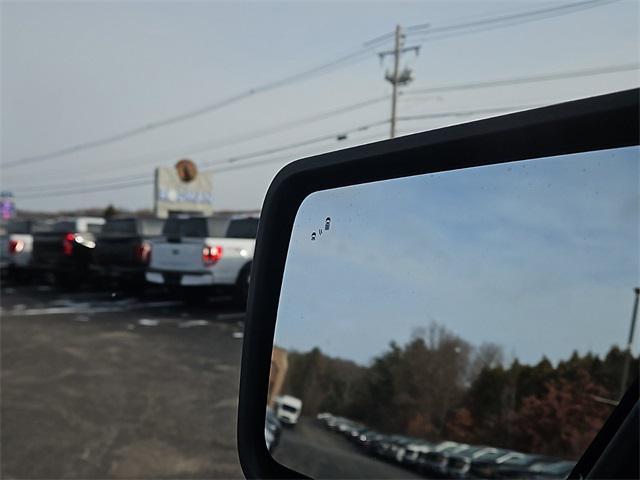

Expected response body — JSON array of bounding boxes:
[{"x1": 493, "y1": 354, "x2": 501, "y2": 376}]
[
  {"x1": 135, "y1": 241, "x2": 151, "y2": 264},
  {"x1": 62, "y1": 232, "x2": 76, "y2": 256},
  {"x1": 8, "y1": 239, "x2": 24, "y2": 254},
  {"x1": 202, "y1": 245, "x2": 223, "y2": 266}
]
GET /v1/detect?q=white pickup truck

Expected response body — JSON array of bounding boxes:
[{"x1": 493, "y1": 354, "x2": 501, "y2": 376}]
[
  {"x1": 146, "y1": 214, "x2": 258, "y2": 302},
  {"x1": 2, "y1": 219, "x2": 54, "y2": 278}
]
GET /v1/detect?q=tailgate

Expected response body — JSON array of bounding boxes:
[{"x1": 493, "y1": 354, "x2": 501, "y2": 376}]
[
  {"x1": 94, "y1": 235, "x2": 139, "y2": 266},
  {"x1": 32, "y1": 233, "x2": 64, "y2": 268},
  {"x1": 9, "y1": 234, "x2": 34, "y2": 267},
  {"x1": 150, "y1": 238, "x2": 206, "y2": 273}
]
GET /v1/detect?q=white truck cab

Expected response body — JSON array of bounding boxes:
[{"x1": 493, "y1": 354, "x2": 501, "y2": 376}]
[{"x1": 275, "y1": 395, "x2": 302, "y2": 426}]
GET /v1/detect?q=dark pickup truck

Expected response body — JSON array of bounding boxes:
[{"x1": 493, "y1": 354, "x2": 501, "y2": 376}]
[
  {"x1": 92, "y1": 217, "x2": 165, "y2": 288},
  {"x1": 31, "y1": 217, "x2": 105, "y2": 286}
]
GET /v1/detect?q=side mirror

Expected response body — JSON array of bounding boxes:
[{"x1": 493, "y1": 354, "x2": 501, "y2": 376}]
[{"x1": 237, "y1": 89, "x2": 639, "y2": 479}]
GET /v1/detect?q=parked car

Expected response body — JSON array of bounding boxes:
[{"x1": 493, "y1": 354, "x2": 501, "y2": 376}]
[
  {"x1": 528, "y1": 460, "x2": 576, "y2": 479},
  {"x1": 344, "y1": 424, "x2": 367, "y2": 442},
  {"x1": 359, "y1": 430, "x2": 385, "y2": 454},
  {"x1": 387, "y1": 435, "x2": 418, "y2": 464},
  {"x1": 92, "y1": 217, "x2": 164, "y2": 289},
  {"x1": 31, "y1": 217, "x2": 105, "y2": 286},
  {"x1": 402, "y1": 441, "x2": 433, "y2": 469},
  {"x1": 417, "y1": 442, "x2": 467, "y2": 477},
  {"x1": 370, "y1": 434, "x2": 393, "y2": 458},
  {"x1": 265, "y1": 407, "x2": 282, "y2": 453},
  {"x1": 446, "y1": 447, "x2": 507, "y2": 478},
  {"x1": 494, "y1": 454, "x2": 559, "y2": 479},
  {"x1": 326, "y1": 416, "x2": 350, "y2": 432},
  {"x1": 146, "y1": 214, "x2": 258, "y2": 302},
  {"x1": 372, "y1": 434, "x2": 412, "y2": 462},
  {"x1": 467, "y1": 450, "x2": 541, "y2": 479},
  {"x1": 316, "y1": 412, "x2": 333, "y2": 423}
]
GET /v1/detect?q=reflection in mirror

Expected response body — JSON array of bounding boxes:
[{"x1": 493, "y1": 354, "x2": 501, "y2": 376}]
[{"x1": 267, "y1": 146, "x2": 639, "y2": 479}]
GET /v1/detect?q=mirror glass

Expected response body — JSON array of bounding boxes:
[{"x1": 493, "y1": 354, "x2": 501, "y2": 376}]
[{"x1": 266, "y1": 146, "x2": 639, "y2": 479}]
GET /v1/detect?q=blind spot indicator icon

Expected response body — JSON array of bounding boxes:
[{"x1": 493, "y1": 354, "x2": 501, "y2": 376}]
[
  {"x1": 325, "y1": 217, "x2": 331, "y2": 230},
  {"x1": 311, "y1": 232, "x2": 316, "y2": 241}
]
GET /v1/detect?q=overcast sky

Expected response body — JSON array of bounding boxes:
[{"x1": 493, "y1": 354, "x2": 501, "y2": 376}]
[
  {"x1": 1, "y1": 1, "x2": 638, "y2": 212},
  {"x1": 274, "y1": 147, "x2": 639, "y2": 365}
]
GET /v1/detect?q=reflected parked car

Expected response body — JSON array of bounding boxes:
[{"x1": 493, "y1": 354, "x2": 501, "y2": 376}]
[
  {"x1": 345, "y1": 424, "x2": 367, "y2": 442},
  {"x1": 402, "y1": 441, "x2": 433, "y2": 469},
  {"x1": 417, "y1": 442, "x2": 467, "y2": 477},
  {"x1": 447, "y1": 447, "x2": 508, "y2": 478},
  {"x1": 359, "y1": 431, "x2": 385, "y2": 454},
  {"x1": 494, "y1": 454, "x2": 560, "y2": 479},
  {"x1": 265, "y1": 407, "x2": 282, "y2": 453},
  {"x1": 316, "y1": 412, "x2": 332, "y2": 423},
  {"x1": 469, "y1": 451, "x2": 542, "y2": 478},
  {"x1": 388, "y1": 436, "x2": 420, "y2": 464},
  {"x1": 528, "y1": 460, "x2": 576, "y2": 479}
]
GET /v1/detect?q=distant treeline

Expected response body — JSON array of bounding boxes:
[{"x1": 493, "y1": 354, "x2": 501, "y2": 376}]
[{"x1": 281, "y1": 323, "x2": 638, "y2": 460}]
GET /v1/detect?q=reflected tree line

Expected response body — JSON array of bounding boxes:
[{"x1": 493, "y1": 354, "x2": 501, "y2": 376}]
[{"x1": 281, "y1": 323, "x2": 639, "y2": 460}]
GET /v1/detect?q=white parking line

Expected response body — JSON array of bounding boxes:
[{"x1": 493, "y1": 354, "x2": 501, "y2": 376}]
[
  {"x1": 1, "y1": 300, "x2": 183, "y2": 317},
  {"x1": 178, "y1": 320, "x2": 210, "y2": 328}
]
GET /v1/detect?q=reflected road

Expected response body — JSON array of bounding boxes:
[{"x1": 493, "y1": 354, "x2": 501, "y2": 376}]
[{"x1": 273, "y1": 417, "x2": 422, "y2": 479}]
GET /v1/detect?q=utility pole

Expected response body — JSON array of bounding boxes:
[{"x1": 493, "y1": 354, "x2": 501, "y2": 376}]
[
  {"x1": 619, "y1": 287, "x2": 640, "y2": 399},
  {"x1": 389, "y1": 25, "x2": 401, "y2": 139},
  {"x1": 379, "y1": 25, "x2": 420, "y2": 138}
]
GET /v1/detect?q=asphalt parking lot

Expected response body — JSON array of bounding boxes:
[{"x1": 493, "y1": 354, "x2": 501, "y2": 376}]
[{"x1": 1, "y1": 282, "x2": 246, "y2": 479}]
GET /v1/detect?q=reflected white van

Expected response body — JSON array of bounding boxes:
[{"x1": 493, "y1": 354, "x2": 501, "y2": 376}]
[{"x1": 276, "y1": 395, "x2": 302, "y2": 425}]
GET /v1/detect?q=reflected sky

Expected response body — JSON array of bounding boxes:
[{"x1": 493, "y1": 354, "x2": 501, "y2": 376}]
[{"x1": 274, "y1": 146, "x2": 639, "y2": 365}]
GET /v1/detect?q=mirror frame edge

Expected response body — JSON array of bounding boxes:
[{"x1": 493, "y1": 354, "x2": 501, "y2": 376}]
[{"x1": 237, "y1": 88, "x2": 640, "y2": 479}]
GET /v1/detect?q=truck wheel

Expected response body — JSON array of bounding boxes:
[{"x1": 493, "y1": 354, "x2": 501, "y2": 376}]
[{"x1": 235, "y1": 263, "x2": 251, "y2": 308}]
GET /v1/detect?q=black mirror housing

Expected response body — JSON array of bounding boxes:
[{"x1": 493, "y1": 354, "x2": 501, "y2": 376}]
[{"x1": 237, "y1": 89, "x2": 640, "y2": 478}]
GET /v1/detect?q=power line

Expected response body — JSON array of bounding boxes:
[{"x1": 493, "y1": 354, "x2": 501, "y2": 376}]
[
  {"x1": 17, "y1": 104, "x2": 538, "y2": 199},
  {"x1": 18, "y1": 120, "x2": 391, "y2": 196},
  {"x1": 11, "y1": 62, "x2": 636, "y2": 192},
  {"x1": 11, "y1": 95, "x2": 390, "y2": 191},
  {"x1": 200, "y1": 122, "x2": 389, "y2": 169},
  {"x1": 18, "y1": 179, "x2": 153, "y2": 199},
  {"x1": 4, "y1": 1, "x2": 620, "y2": 171},
  {"x1": 405, "y1": 0, "x2": 620, "y2": 42},
  {"x1": 402, "y1": 63, "x2": 639, "y2": 96},
  {"x1": 19, "y1": 133, "x2": 386, "y2": 200},
  {"x1": 397, "y1": 104, "x2": 539, "y2": 122},
  {"x1": 2, "y1": 41, "x2": 387, "y2": 170}
]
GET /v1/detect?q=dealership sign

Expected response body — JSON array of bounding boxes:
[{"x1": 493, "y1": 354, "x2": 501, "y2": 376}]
[
  {"x1": 154, "y1": 160, "x2": 213, "y2": 218},
  {"x1": 0, "y1": 191, "x2": 16, "y2": 220}
]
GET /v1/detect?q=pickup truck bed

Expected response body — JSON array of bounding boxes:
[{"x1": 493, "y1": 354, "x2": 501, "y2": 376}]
[
  {"x1": 31, "y1": 218, "x2": 104, "y2": 285},
  {"x1": 92, "y1": 218, "x2": 164, "y2": 287}
]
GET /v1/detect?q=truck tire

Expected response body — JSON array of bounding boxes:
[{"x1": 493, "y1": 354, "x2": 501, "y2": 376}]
[{"x1": 235, "y1": 263, "x2": 251, "y2": 308}]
